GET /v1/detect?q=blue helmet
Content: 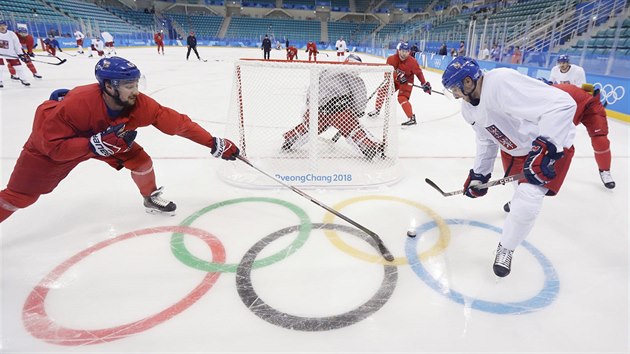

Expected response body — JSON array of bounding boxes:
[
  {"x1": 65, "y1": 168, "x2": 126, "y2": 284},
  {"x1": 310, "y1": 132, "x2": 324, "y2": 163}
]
[
  {"x1": 441, "y1": 56, "x2": 482, "y2": 93},
  {"x1": 94, "y1": 57, "x2": 141, "y2": 89},
  {"x1": 0, "y1": 19, "x2": 7, "y2": 26},
  {"x1": 557, "y1": 54, "x2": 569, "y2": 63},
  {"x1": 399, "y1": 42, "x2": 411, "y2": 51}
]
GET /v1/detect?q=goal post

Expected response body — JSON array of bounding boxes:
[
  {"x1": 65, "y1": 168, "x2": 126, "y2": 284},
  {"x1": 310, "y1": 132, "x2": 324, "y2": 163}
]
[{"x1": 220, "y1": 58, "x2": 402, "y2": 188}]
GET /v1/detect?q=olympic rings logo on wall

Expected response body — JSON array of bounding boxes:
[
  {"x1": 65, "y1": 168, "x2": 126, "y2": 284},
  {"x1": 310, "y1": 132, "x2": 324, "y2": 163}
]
[
  {"x1": 22, "y1": 196, "x2": 560, "y2": 346},
  {"x1": 594, "y1": 82, "x2": 625, "y2": 106}
]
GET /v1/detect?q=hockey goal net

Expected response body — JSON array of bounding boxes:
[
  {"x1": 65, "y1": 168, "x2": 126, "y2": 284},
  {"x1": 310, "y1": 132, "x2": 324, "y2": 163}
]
[{"x1": 220, "y1": 58, "x2": 401, "y2": 188}]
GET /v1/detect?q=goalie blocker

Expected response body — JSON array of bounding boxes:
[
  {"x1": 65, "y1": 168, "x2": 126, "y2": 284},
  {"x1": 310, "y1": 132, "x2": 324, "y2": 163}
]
[{"x1": 220, "y1": 58, "x2": 402, "y2": 188}]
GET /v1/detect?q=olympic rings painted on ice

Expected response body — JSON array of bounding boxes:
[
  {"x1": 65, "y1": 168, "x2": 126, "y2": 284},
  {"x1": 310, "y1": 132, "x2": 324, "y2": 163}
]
[
  {"x1": 594, "y1": 82, "x2": 625, "y2": 105},
  {"x1": 405, "y1": 219, "x2": 559, "y2": 314},
  {"x1": 236, "y1": 223, "x2": 398, "y2": 331},
  {"x1": 171, "y1": 197, "x2": 311, "y2": 272},
  {"x1": 322, "y1": 195, "x2": 450, "y2": 265},
  {"x1": 22, "y1": 226, "x2": 226, "y2": 345}
]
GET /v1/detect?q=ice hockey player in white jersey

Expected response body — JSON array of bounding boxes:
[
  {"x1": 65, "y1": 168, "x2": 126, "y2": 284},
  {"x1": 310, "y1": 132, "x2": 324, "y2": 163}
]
[
  {"x1": 549, "y1": 54, "x2": 586, "y2": 86},
  {"x1": 74, "y1": 29, "x2": 85, "y2": 54},
  {"x1": 101, "y1": 31, "x2": 116, "y2": 56},
  {"x1": 282, "y1": 54, "x2": 384, "y2": 159},
  {"x1": 442, "y1": 56, "x2": 577, "y2": 277},
  {"x1": 0, "y1": 19, "x2": 30, "y2": 86},
  {"x1": 335, "y1": 36, "x2": 347, "y2": 62}
]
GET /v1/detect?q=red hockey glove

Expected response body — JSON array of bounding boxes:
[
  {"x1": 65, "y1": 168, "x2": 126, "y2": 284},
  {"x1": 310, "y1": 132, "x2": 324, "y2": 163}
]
[
  {"x1": 463, "y1": 169, "x2": 491, "y2": 198},
  {"x1": 422, "y1": 82, "x2": 432, "y2": 95},
  {"x1": 524, "y1": 136, "x2": 564, "y2": 185},
  {"x1": 211, "y1": 137, "x2": 240, "y2": 161},
  {"x1": 89, "y1": 124, "x2": 137, "y2": 157}
]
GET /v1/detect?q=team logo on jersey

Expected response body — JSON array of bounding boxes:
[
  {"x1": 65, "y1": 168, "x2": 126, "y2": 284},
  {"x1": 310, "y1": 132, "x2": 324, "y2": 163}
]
[
  {"x1": 485, "y1": 125, "x2": 517, "y2": 150},
  {"x1": 594, "y1": 83, "x2": 625, "y2": 106}
]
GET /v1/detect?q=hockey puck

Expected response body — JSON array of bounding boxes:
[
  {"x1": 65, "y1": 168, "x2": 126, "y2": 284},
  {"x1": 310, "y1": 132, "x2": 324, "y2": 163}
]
[{"x1": 407, "y1": 230, "x2": 416, "y2": 238}]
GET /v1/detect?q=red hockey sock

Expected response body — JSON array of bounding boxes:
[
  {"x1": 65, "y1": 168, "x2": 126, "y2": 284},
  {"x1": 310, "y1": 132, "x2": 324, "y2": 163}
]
[{"x1": 591, "y1": 135, "x2": 611, "y2": 171}]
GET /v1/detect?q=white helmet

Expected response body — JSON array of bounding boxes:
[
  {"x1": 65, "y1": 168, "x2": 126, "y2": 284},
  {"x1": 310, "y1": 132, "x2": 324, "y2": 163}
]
[{"x1": 345, "y1": 54, "x2": 362, "y2": 63}]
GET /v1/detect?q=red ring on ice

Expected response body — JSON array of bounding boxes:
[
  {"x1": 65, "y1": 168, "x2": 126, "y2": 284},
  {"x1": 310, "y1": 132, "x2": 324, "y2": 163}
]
[{"x1": 22, "y1": 226, "x2": 225, "y2": 345}]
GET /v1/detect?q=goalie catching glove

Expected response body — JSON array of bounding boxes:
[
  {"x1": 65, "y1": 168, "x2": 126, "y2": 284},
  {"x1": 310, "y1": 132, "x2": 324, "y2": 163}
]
[
  {"x1": 524, "y1": 136, "x2": 564, "y2": 185},
  {"x1": 463, "y1": 169, "x2": 491, "y2": 198},
  {"x1": 211, "y1": 137, "x2": 240, "y2": 160},
  {"x1": 89, "y1": 123, "x2": 137, "y2": 157}
]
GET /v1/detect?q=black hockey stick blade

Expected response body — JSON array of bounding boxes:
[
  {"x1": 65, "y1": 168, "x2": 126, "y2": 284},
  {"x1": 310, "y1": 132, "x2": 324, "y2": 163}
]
[
  {"x1": 237, "y1": 155, "x2": 394, "y2": 261},
  {"x1": 425, "y1": 173, "x2": 525, "y2": 197}
]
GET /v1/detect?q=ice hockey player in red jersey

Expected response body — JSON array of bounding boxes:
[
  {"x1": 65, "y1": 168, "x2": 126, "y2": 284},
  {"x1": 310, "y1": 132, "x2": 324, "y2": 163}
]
[
  {"x1": 0, "y1": 57, "x2": 239, "y2": 223},
  {"x1": 281, "y1": 54, "x2": 384, "y2": 159},
  {"x1": 369, "y1": 42, "x2": 431, "y2": 126},
  {"x1": 154, "y1": 30, "x2": 164, "y2": 55},
  {"x1": 8, "y1": 27, "x2": 42, "y2": 79},
  {"x1": 306, "y1": 41, "x2": 318, "y2": 62},
  {"x1": 286, "y1": 46, "x2": 298, "y2": 61}
]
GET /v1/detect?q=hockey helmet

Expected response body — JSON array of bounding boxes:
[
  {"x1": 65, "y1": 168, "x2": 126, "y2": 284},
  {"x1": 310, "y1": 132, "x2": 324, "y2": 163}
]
[
  {"x1": 399, "y1": 42, "x2": 411, "y2": 51},
  {"x1": 49, "y1": 88, "x2": 70, "y2": 101},
  {"x1": 17, "y1": 27, "x2": 28, "y2": 34},
  {"x1": 345, "y1": 54, "x2": 362, "y2": 63},
  {"x1": 557, "y1": 54, "x2": 569, "y2": 63},
  {"x1": 95, "y1": 57, "x2": 141, "y2": 89},
  {"x1": 0, "y1": 19, "x2": 7, "y2": 26},
  {"x1": 441, "y1": 56, "x2": 482, "y2": 94}
]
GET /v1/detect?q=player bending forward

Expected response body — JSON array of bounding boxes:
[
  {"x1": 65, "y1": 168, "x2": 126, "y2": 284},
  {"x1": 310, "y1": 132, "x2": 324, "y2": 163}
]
[
  {"x1": 281, "y1": 54, "x2": 384, "y2": 160},
  {"x1": 442, "y1": 56, "x2": 577, "y2": 277},
  {"x1": 0, "y1": 57, "x2": 239, "y2": 223}
]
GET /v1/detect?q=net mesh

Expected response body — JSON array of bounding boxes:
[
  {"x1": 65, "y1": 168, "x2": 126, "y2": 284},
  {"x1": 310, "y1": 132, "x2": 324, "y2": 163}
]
[{"x1": 221, "y1": 59, "x2": 401, "y2": 188}]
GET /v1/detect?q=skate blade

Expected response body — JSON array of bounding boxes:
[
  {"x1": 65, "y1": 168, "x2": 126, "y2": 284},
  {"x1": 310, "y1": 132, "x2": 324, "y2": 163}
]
[{"x1": 145, "y1": 208, "x2": 176, "y2": 216}]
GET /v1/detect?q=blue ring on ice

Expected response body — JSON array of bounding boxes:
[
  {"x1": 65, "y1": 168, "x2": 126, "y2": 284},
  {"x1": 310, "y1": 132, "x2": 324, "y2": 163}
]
[{"x1": 405, "y1": 219, "x2": 559, "y2": 314}]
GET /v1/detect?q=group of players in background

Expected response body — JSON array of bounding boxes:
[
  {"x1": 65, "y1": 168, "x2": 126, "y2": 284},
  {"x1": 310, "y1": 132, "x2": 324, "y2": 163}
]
[{"x1": 0, "y1": 20, "x2": 117, "y2": 88}]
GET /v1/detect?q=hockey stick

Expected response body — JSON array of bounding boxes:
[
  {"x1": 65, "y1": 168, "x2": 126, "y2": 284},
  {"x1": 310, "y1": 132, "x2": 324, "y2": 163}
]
[
  {"x1": 425, "y1": 173, "x2": 525, "y2": 197},
  {"x1": 408, "y1": 83, "x2": 450, "y2": 97},
  {"x1": 331, "y1": 77, "x2": 389, "y2": 143},
  {"x1": 1, "y1": 54, "x2": 67, "y2": 66},
  {"x1": 59, "y1": 51, "x2": 77, "y2": 57},
  {"x1": 236, "y1": 155, "x2": 394, "y2": 261}
]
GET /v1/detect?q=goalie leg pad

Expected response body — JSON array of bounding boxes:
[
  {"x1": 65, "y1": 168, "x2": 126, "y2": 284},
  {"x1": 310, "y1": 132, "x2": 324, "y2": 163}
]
[{"x1": 346, "y1": 127, "x2": 382, "y2": 160}]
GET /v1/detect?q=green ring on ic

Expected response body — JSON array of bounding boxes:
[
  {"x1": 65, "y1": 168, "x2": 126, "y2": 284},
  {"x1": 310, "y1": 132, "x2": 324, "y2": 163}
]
[{"x1": 172, "y1": 197, "x2": 312, "y2": 272}]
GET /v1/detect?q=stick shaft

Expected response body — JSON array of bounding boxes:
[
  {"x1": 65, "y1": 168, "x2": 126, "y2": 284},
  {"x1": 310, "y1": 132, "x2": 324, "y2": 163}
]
[
  {"x1": 236, "y1": 155, "x2": 393, "y2": 260},
  {"x1": 425, "y1": 173, "x2": 525, "y2": 197}
]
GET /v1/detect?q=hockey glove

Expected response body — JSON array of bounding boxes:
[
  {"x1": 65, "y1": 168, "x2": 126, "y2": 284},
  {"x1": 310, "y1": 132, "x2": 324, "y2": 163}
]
[
  {"x1": 422, "y1": 82, "x2": 432, "y2": 95},
  {"x1": 396, "y1": 70, "x2": 407, "y2": 84},
  {"x1": 89, "y1": 124, "x2": 137, "y2": 157},
  {"x1": 211, "y1": 137, "x2": 240, "y2": 161},
  {"x1": 524, "y1": 136, "x2": 564, "y2": 185},
  {"x1": 18, "y1": 53, "x2": 30, "y2": 63},
  {"x1": 463, "y1": 169, "x2": 491, "y2": 198}
]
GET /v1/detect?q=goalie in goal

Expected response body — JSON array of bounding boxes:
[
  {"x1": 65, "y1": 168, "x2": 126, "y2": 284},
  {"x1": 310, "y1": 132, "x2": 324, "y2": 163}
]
[{"x1": 281, "y1": 54, "x2": 385, "y2": 160}]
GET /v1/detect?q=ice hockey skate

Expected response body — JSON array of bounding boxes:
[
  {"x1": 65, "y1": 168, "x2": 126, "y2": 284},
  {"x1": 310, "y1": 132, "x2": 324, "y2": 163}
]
[
  {"x1": 599, "y1": 170, "x2": 615, "y2": 189},
  {"x1": 33, "y1": 73, "x2": 42, "y2": 79},
  {"x1": 10, "y1": 75, "x2": 19, "y2": 80},
  {"x1": 144, "y1": 186, "x2": 176, "y2": 216},
  {"x1": 401, "y1": 115, "x2": 416, "y2": 126},
  {"x1": 493, "y1": 243, "x2": 514, "y2": 277}
]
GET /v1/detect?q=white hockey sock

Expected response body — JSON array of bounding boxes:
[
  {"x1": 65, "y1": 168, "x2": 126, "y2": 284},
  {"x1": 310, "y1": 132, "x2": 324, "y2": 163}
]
[{"x1": 500, "y1": 183, "x2": 547, "y2": 250}]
